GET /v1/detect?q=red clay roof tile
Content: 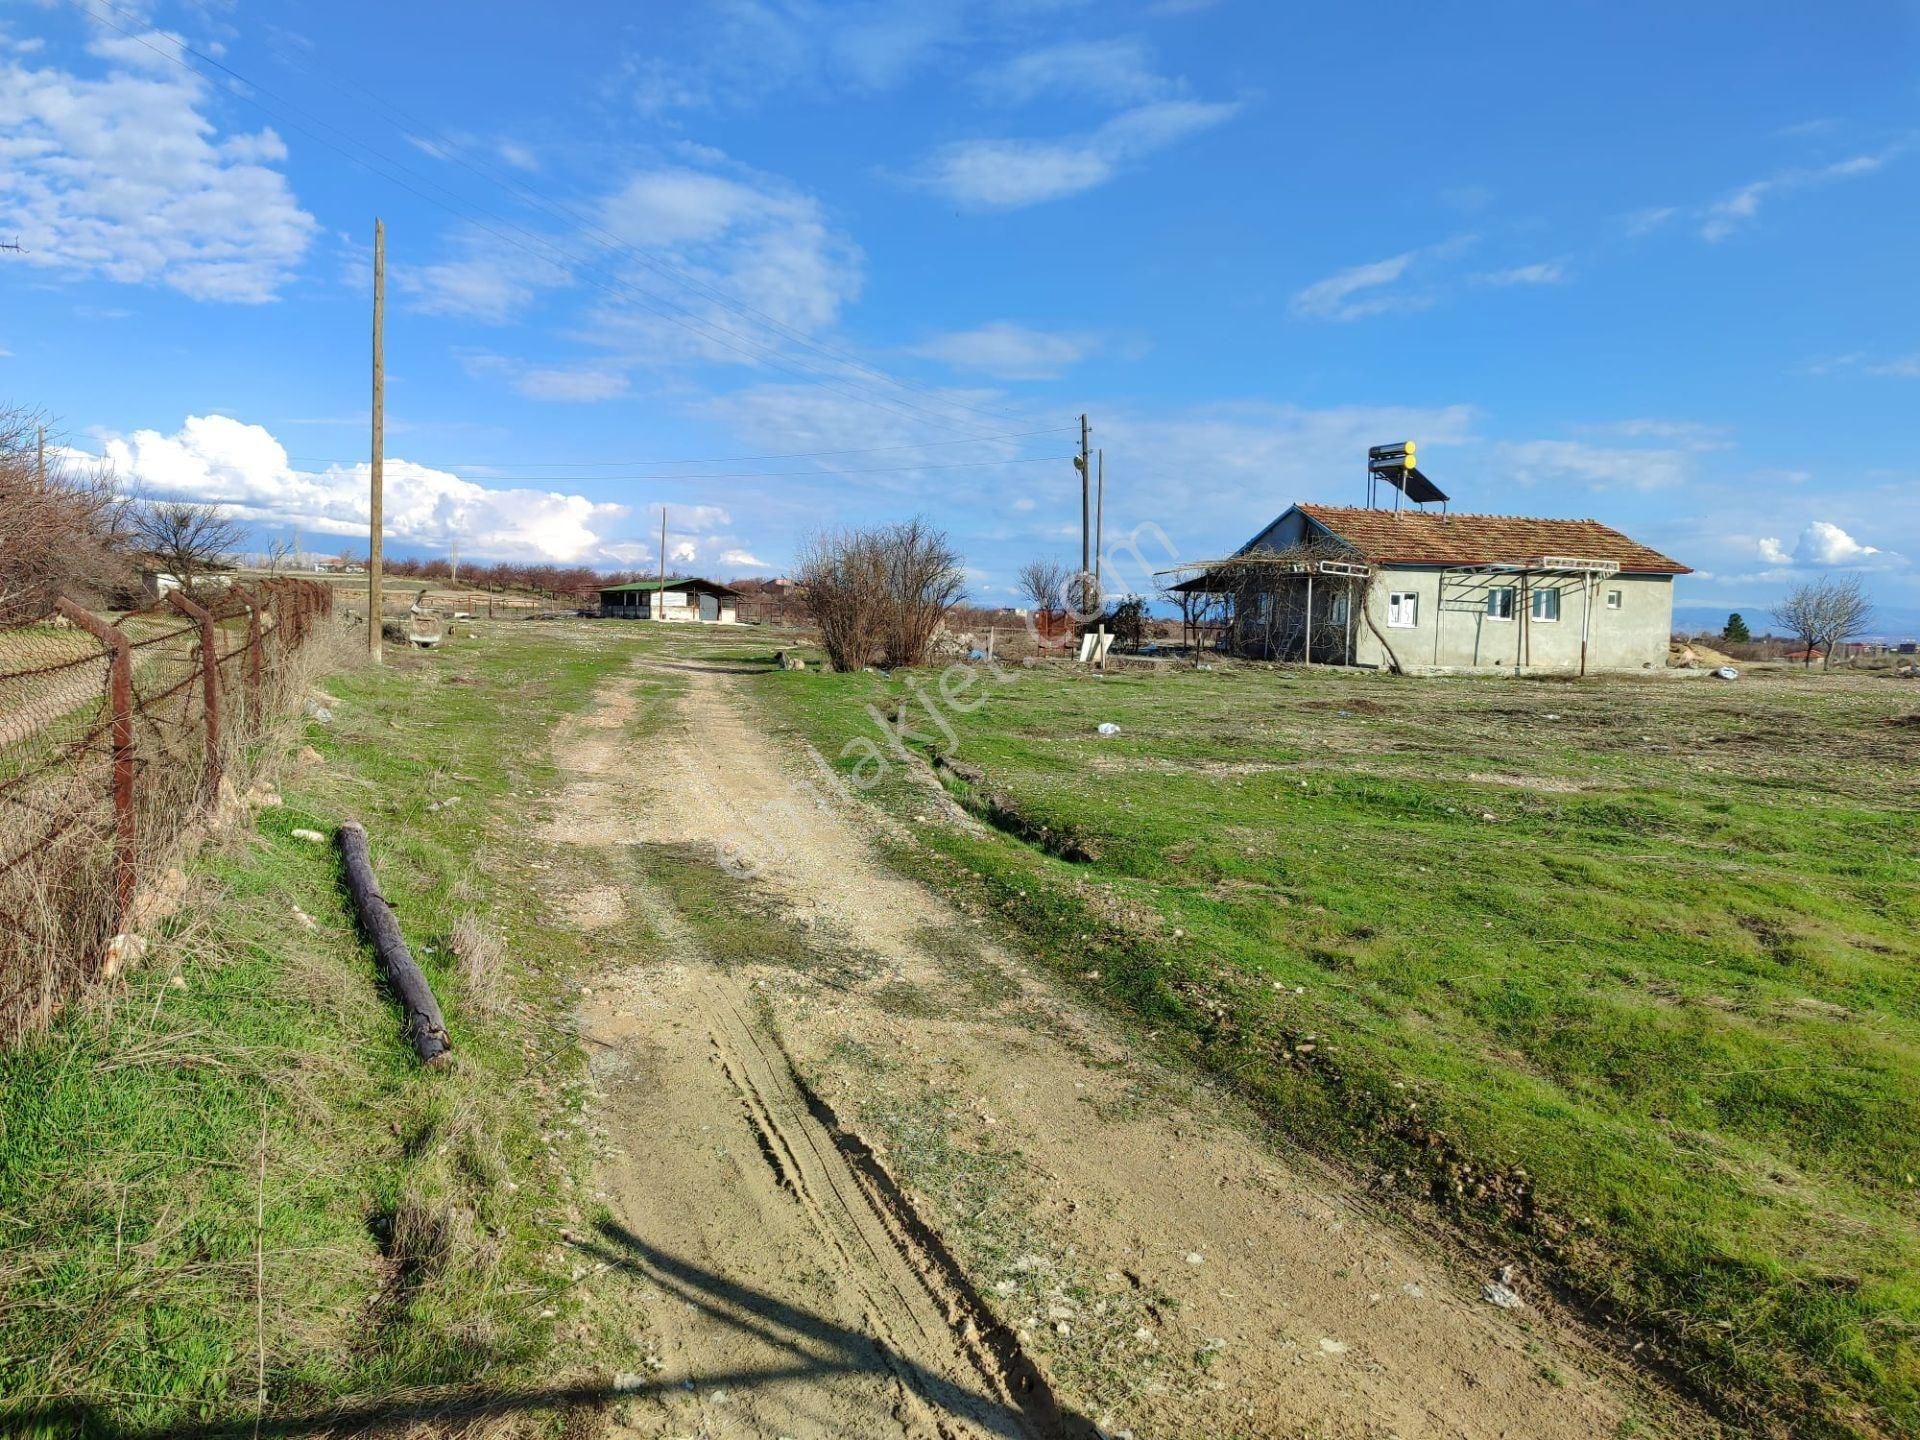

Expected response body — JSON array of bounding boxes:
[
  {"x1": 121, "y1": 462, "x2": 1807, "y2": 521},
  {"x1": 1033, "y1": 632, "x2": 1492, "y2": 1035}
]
[{"x1": 1294, "y1": 504, "x2": 1690, "y2": 574}]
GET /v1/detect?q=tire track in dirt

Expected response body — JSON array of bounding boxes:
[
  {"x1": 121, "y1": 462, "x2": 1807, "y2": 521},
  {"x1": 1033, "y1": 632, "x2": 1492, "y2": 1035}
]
[{"x1": 549, "y1": 654, "x2": 1696, "y2": 1440}]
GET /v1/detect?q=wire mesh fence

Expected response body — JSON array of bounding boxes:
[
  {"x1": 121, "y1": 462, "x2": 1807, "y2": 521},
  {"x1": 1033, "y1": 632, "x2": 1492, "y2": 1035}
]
[{"x1": 0, "y1": 578, "x2": 335, "y2": 1042}]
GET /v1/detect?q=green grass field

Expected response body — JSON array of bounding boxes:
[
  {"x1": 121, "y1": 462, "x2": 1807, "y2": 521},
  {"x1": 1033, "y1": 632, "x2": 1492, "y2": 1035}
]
[
  {"x1": 0, "y1": 622, "x2": 645, "y2": 1438},
  {"x1": 740, "y1": 643, "x2": 1920, "y2": 1438}
]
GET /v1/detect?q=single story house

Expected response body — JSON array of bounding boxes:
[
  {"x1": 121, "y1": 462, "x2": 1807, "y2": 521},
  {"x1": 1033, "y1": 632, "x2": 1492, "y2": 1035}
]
[
  {"x1": 597, "y1": 578, "x2": 742, "y2": 624},
  {"x1": 1173, "y1": 503, "x2": 1689, "y2": 674}
]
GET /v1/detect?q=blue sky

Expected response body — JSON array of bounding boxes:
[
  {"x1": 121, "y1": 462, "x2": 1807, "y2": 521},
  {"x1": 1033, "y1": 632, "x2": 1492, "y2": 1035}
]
[{"x1": 4, "y1": 1, "x2": 1917, "y2": 630}]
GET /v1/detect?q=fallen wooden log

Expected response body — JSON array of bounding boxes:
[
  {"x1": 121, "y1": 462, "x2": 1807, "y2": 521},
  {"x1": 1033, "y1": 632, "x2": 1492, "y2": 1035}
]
[{"x1": 336, "y1": 820, "x2": 452, "y2": 1065}]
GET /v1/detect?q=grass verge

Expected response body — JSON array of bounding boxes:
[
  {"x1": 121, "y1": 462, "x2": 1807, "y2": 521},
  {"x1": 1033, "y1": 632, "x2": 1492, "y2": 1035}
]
[
  {"x1": 0, "y1": 620, "x2": 644, "y2": 1438},
  {"x1": 724, "y1": 634, "x2": 1920, "y2": 1440}
]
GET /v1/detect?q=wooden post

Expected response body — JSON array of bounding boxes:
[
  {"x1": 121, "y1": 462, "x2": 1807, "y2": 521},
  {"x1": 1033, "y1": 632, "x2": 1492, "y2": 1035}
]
[
  {"x1": 337, "y1": 821, "x2": 451, "y2": 1065},
  {"x1": 369, "y1": 218, "x2": 385, "y2": 665},
  {"x1": 58, "y1": 600, "x2": 136, "y2": 932},
  {"x1": 242, "y1": 589, "x2": 265, "y2": 715},
  {"x1": 657, "y1": 506, "x2": 668, "y2": 620},
  {"x1": 167, "y1": 591, "x2": 222, "y2": 798}
]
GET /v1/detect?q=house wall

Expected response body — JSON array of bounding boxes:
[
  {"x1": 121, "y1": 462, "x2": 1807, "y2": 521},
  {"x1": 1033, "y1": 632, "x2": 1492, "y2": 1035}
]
[
  {"x1": 598, "y1": 588, "x2": 740, "y2": 622},
  {"x1": 1353, "y1": 568, "x2": 1674, "y2": 673}
]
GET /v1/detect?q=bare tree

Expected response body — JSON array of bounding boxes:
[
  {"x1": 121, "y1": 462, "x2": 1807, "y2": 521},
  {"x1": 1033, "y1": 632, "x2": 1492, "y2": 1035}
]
[
  {"x1": 128, "y1": 500, "x2": 244, "y2": 591},
  {"x1": 1017, "y1": 558, "x2": 1071, "y2": 617},
  {"x1": 1773, "y1": 574, "x2": 1875, "y2": 670},
  {"x1": 265, "y1": 535, "x2": 293, "y2": 575},
  {"x1": 0, "y1": 406, "x2": 132, "y2": 621},
  {"x1": 881, "y1": 517, "x2": 966, "y2": 669}
]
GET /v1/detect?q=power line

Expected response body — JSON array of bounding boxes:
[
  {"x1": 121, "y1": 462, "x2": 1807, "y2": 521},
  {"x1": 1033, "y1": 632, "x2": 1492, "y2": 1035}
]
[
  {"x1": 278, "y1": 454, "x2": 1074, "y2": 483},
  {"x1": 77, "y1": 2, "x2": 1033, "y2": 440},
  {"x1": 280, "y1": 423, "x2": 1076, "y2": 471}
]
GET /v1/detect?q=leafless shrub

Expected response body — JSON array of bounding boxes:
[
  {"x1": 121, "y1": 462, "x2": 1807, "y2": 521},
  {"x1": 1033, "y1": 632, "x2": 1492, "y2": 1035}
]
[
  {"x1": 450, "y1": 912, "x2": 506, "y2": 1015},
  {"x1": 880, "y1": 517, "x2": 966, "y2": 668},
  {"x1": 796, "y1": 527, "x2": 892, "y2": 672},
  {"x1": 0, "y1": 406, "x2": 134, "y2": 622},
  {"x1": 798, "y1": 519, "x2": 967, "y2": 671}
]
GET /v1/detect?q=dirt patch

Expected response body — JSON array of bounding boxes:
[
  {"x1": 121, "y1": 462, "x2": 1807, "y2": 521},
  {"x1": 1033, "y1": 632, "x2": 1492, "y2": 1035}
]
[{"x1": 549, "y1": 655, "x2": 1691, "y2": 1439}]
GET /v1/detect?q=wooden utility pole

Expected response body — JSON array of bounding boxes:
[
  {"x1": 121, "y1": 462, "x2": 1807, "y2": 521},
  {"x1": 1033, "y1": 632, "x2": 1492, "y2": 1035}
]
[
  {"x1": 1075, "y1": 414, "x2": 1091, "y2": 611},
  {"x1": 1093, "y1": 448, "x2": 1105, "y2": 609},
  {"x1": 368, "y1": 218, "x2": 386, "y2": 663}
]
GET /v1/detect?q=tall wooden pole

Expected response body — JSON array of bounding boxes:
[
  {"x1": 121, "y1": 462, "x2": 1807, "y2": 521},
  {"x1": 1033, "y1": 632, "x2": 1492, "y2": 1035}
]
[
  {"x1": 1078, "y1": 414, "x2": 1091, "y2": 609},
  {"x1": 657, "y1": 506, "x2": 667, "y2": 620},
  {"x1": 1093, "y1": 448, "x2": 1104, "y2": 609},
  {"x1": 369, "y1": 218, "x2": 385, "y2": 664}
]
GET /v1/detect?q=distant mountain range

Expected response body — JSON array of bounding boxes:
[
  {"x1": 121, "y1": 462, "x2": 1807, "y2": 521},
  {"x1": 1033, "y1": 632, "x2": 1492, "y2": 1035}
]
[{"x1": 1673, "y1": 603, "x2": 1920, "y2": 644}]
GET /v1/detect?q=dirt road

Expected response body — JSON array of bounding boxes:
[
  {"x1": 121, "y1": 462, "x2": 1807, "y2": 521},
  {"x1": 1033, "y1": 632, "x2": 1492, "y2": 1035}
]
[{"x1": 546, "y1": 656, "x2": 1675, "y2": 1439}]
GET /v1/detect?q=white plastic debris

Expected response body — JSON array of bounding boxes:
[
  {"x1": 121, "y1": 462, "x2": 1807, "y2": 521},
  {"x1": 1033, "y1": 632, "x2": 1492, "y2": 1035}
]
[
  {"x1": 1096, "y1": 722, "x2": 1121, "y2": 736},
  {"x1": 290, "y1": 828, "x2": 326, "y2": 844},
  {"x1": 1482, "y1": 1280, "x2": 1523, "y2": 1309},
  {"x1": 1713, "y1": 666, "x2": 1740, "y2": 681},
  {"x1": 303, "y1": 699, "x2": 334, "y2": 723}
]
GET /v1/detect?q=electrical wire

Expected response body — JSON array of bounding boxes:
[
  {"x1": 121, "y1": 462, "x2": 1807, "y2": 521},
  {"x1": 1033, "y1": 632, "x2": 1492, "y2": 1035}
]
[{"x1": 279, "y1": 455, "x2": 1073, "y2": 483}]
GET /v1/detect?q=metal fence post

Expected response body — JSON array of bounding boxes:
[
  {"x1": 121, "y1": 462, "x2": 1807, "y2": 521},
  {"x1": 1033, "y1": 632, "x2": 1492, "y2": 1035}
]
[
  {"x1": 167, "y1": 590, "x2": 222, "y2": 799},
  {"x1": 56, "y1": 599, "x2": 137, "y2": 938},
  {"x1": 241, "y1": 588, "x2": 265, "y2": 714}
]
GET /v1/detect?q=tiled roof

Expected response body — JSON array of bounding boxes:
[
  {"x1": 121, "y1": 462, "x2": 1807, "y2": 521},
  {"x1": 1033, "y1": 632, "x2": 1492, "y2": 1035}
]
[{"x1": 1293, "y1": 504, "x2": 1690, "y2": 574}]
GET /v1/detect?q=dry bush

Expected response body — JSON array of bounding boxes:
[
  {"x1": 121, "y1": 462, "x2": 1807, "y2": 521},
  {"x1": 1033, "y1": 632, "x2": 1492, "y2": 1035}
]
[
  {"x1": 798, "y1": 518, "x2": 966, "y2": 672},
  {"x1": 450, "y1": 912, "x2": 505, "y2": 1015},
  {"x1": 0, "y1": 406, "x2": 134, "y2": 622},
  {"x1": 796, "y1": 527, "x2": 891, "y2": 672}
]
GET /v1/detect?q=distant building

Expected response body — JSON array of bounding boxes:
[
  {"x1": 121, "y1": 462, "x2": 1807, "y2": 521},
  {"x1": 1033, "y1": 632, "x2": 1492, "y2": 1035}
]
[
  {"x1": 1172, "y1": 503, "x2": 1689, "y2": 674},
  {"x1": 597, "y1": 578, "x2": 741, "y2": 623}
]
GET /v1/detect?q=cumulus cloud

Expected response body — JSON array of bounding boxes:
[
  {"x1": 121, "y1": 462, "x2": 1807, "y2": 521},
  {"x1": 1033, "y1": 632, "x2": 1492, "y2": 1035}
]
[
  {"x1": 909, "y1": 322, "x2": 1097, "y2": 380},
  {"x1": 911, "y1": 98, "x2": 1240, "y2": 210},
  {"x1": 99, "y1": 414, "x2": 651, "y2": 564},
  {"x1": 0, "y1": 29, "x2": 315, "y2": 301},
  {"x1": 1757, "y1": 521, "x2": 1884, "y2": 568},
  {"x1": 400, "y1": 231, "x2": 571, "y2": 322}
]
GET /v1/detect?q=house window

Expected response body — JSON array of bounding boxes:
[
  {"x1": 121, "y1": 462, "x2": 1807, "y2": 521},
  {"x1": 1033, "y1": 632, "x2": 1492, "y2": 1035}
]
[
  {"x1": 1388, "y1": 592, "x2": 1418, "y2": 628},
  {"x1": 1330, "y1": 592, "x2": 1350, "y2": 625},
  {"x1": 1486, "y1": 586, "x2": 1516, "y2": 621},
  {"x1": 1605, "y1": 589, "x2": 1622, "y2": 610},
  {"x1": 1531, "y1": 588, "x2": 1561, "y2": 622}
]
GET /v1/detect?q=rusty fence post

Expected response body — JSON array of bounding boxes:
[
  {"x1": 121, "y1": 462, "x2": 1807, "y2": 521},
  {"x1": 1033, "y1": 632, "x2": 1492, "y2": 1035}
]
[
  {"x1": 167, "y1": 590, "x2": 222, "y2": 799},
  {"x1": 56, "y1": 599, "x2": 137, "y2": 940},
  {"x1": 241, "y1": 587, "x2": 265, "y2": 719}
]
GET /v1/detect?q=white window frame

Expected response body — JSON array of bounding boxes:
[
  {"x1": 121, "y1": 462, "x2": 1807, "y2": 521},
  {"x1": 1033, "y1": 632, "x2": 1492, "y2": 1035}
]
[
  {"x1": 1486, "y1": 586, "x2": 1516, "y2": 622},
  {"x1": 1531, "y1": 587, "x2": 1561, "y2": 623},
  {"x1": 1387, "y1": 591, "x2": 1418, "y2": 628},
  {"x1": 1605, "y1": 588, "x2": 1623, "y2": 611}
]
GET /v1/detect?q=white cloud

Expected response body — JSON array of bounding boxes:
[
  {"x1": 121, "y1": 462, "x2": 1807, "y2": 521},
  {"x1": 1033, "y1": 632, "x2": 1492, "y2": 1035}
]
[
  {"x1": 400, "y1": 232, "x2": 572, "y2": 322},
  {"x1": 909, "y1": 322, "x2": 1097, "y2": 380},
  {"x1": 1497, "y1": 439, "x2": 1697, "y2": 492},
  {"x1": 974, "y1": 37, "x2": 1170, "y2": 107},
  {"x1": 495, "y1": 139, "x2": 538, "y2": 172},
  {"x1": 1757, "y1": 521, "x2": 1884, "y2": 568},
  {"x1": 1291, "y1": 250, "x2": 1429, "y2": 322},
  {"x1": 514, "y1": 366, "x2": 630, "y2": 403},
  {"x1": 0, "y1": 30, "x2": 315, "y2": 301},
  {"x1": 99, "y1": 413, "x2": 646, "y2": 565},
  {"x1": 911, "y1": 98, "x2": 1240, "y2": 210},
  {"x1": 582, "y1": 163, "x2": 864, "y2": 365},
  {"x1": 1699, "y1": 150, "x2": 1896, "y2": 242},
  {"x1": 1478, "y1": 259, "x2": 1568, "y2": 287},
  {"x1": 1808, "y1": 351, "x2": 1920, "y2": 379},
  {"x1": 719, "y1": 547, "x2": 767, "y2": 569}
]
